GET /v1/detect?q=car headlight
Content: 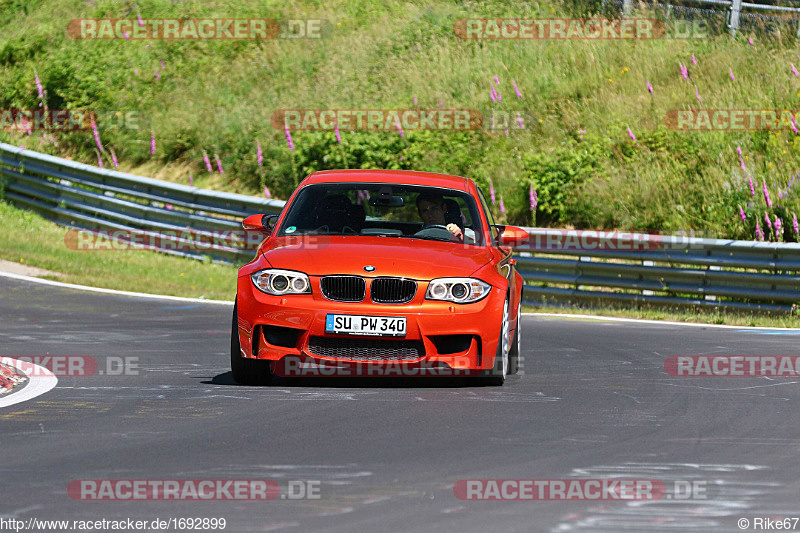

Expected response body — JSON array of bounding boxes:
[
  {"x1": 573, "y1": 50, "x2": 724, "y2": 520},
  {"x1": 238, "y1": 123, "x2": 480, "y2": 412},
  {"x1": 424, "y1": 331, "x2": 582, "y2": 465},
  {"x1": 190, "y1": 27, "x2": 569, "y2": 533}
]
[
  {"x1": 425, "y1": 277, "x2": 491, "y2": 303},
  {"x1": 251, "y1": 269, "x2": 311, "y2": 295}
]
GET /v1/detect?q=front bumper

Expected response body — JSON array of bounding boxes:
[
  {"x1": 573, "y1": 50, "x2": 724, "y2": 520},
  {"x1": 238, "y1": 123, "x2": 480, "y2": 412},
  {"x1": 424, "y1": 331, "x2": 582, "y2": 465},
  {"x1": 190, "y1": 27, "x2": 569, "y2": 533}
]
[{"x1": 236, "y1": 274, "x2": 506, "y2": 373}]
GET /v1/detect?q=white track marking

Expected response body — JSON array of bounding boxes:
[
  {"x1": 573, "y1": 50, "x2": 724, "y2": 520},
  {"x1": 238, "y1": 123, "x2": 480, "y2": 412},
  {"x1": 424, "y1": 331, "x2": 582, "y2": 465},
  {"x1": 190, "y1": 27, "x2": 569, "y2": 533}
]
[
  {"x1": 0, "y1": 357, "x2": 57, "y2": 408},
  {"x1": 0, "y1": 270, "x2": 231, "y2": 305}
]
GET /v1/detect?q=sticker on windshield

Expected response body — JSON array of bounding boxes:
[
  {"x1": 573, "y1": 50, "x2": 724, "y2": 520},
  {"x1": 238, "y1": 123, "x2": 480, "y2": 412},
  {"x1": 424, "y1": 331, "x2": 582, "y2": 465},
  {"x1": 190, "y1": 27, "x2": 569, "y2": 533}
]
[{"x1": 286, "y1": 226, "x2": 297, "y2": 234}]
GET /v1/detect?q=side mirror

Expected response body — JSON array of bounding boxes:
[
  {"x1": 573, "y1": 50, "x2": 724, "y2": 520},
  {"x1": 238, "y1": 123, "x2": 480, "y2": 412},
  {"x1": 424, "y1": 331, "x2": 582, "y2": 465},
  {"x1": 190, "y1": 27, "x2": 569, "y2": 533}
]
[
  {"x1": 495, "y1": 225, "x2": 530, "y2": 247},
  {"x1": 242, "y1": 214, "x2": 278, "y2": 234}
]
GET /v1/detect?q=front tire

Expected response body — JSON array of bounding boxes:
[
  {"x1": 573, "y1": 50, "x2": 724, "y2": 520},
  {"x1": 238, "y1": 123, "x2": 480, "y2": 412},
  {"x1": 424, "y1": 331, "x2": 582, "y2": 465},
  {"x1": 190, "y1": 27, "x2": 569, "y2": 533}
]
[
  {"x1": 482, "y1": 298, "x2": 510, "y2": 386},
  {"x1": 231, "y1": 302, "x2": 274, "y2": 385},
  {"x1": 508, "y1": 299, "x2": 521, "y2": 375}
]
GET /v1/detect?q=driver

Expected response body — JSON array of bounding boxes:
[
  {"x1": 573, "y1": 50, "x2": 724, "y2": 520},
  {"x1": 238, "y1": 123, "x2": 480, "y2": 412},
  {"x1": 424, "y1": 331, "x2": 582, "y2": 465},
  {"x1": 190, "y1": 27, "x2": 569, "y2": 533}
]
[{"x1": 416, "y1": 193, "x2": 465, "y2": 242}]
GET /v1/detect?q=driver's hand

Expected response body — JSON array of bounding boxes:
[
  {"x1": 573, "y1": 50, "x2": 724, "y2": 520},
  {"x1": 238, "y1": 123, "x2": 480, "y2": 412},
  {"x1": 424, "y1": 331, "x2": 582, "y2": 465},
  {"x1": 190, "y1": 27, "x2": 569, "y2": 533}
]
[{"x1": 446, "y1": 223, "x2": 464, "y2": 241}]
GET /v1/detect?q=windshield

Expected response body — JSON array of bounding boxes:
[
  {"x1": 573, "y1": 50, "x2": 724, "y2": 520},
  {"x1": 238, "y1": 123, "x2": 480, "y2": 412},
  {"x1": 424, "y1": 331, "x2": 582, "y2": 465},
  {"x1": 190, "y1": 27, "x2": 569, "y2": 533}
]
[{"x1": 278, "y1": 183, "x2": 486, "y2": 246}]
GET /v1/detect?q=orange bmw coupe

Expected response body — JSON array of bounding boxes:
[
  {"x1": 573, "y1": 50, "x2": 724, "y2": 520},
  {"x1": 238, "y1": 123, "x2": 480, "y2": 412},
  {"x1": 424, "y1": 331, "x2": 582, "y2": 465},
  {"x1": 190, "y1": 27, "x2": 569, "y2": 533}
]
[{"x1": 232, "y1": 170, "x2": 528, "y2": 385}]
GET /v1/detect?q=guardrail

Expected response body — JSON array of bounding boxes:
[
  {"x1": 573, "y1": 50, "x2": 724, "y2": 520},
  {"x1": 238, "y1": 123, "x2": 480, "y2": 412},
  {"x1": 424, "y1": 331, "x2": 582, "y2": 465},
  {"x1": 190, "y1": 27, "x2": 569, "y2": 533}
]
[
  {"x1": 617, "y1": 0, "x2": 800, "y2": 37},
  {"x1": 1, "y1": 142, "x2": 798, "y2": 314},
  {"x1": 514, "y1": 231, "x2": 800, "y2": 314},
  {"x1": 0, "y1": 142, "x2": 283, "y2": 263}
]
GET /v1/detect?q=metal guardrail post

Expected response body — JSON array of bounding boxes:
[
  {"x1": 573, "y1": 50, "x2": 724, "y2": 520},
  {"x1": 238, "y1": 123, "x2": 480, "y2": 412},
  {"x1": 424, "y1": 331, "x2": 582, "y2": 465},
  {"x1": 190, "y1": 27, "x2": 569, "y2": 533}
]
[
  {"x1": 623, "y1": 0, "x2": 633, "y2": 17},
  {"x1": 729, "y1": 0, "x2": 742, "y2": 36}
]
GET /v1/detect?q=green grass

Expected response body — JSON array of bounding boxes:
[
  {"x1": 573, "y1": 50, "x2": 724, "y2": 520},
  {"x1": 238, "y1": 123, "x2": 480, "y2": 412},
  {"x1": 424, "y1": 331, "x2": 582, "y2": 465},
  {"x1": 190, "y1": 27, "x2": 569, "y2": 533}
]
[
  {"x1": 0, "y1": 200, "x2": 238, "y2": 300},
  {"x1": 1, "y1": 0, "x2": 799, "y2": 241}
]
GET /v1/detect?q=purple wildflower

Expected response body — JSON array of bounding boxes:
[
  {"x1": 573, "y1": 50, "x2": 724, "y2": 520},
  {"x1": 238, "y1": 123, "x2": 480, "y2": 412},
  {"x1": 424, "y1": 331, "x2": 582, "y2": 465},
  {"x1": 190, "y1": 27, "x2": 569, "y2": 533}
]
[
  {"x1": 756, "y1": 220, "x2": 764, "y2": 241},
  {"x1": 740, "y1": 157, "x2": 746, "y2": 172},
  {"x1": 729, "y1": 68, "x2": 735, "y2": 81},
  {"x1": 748, "y1": 175, "x2": 755, "y2": 196},
  {"x1": 154, "y1": 71, "x2": 161, "y2": 80},
  {"x1": 489, "y1": 182, "x2": 496, "y2": 205},
  {"x1": 516, "y1": 113, "x2": 524, "y2": 129},
  {"x1": 793, "y1": 64, "x2": 799, "y2": 77},
  {"x1": 529, "y1": 186, "x2": 538, "y2": 211},
  {"x1": 334, "y1": 121, "x2": 341, "y2": 144},
  {"x1": 133, "y1": 68, "x2": 139, "y2": 75},
  {"x1": 122, "y1": 29, "x2": 130, "y2": 40},
  {"x1": 775, "y1": 217, "x2": 783, "y2": 240},
  {"x1": 91, "y1": 116, "x2": 103, "y2": 152},
  {"x1": 691, "y1": 54, "x2": 697, "y2": 65},
  {"x1": 646, "y1": 80, "x2": 653, "y2": 94},
  {"x1": 215, "y1": 154, "x2": 223, "y2": 174},
  {"x1": 34, "y1": 69, "x2": 44, "y2": 99},
  {"x1": 695, "y1": 86, "x2": 701, "y2": 102},
  {"x1": 110, "y1": 148, "x2": 119, "y2": 168},
  {"x1": 285, "y1": 127, "x2": 295, "y2": 150},
  {"x1": 137, "y1": 13, "x2": 144, "y2": 27},
  {"x1": 96, "y1": 152, "x2": 103, "y2": 168},
  {"x1": 150, "y1": 131, "x2": 155, "y2": 155},
  {"x1": 791, "y1": 115, "x2": 799, "y2": 134},
  {"x1": 489, "y1": 87, "x2": 496, "y2": 103},
  {"x1": 494, "y1": 74, "x2": 499, "y2": 85},
  {"x1": 513, "y1": 80, "x2": 523, "y2": 98},
  {"x1": 748, "y1": 37, "x2": 754, "y2": 45},
  {"x1": 264, "y1": 186, "x2": 271, "y2": 198},
  {"x1": 627, "y1": 126, "x2": 636, "y2": 142},
  {"x1": 160, "y1": 59, "x2": 165, "y2": 70},
  {"x1": 765, "y1": 212, "x2": 772, "y2": 229},
  {"x1": 189, "y1": 173, "x2": 193, "y2": 187},
  {"x1": 166, "y1": 204, "x2": 173, "y2": 210},
  {"x1": 504, "y1": 128, "x2": 508, "y2": 137},
  {"x1": 438, "y1": 98, "x2": 443, "y2": 108},
  {"x1": 256, "y1": 140, "x2": 263, "y2": 166},
  {"x1": 793, "y1": 213, "x2": 799, "y2": 235},
  {"x1": 413, "y1": 96, "x2": 417, "y2": 105},
  {"x1": 499, "y1": 197, "x2": 505, "y2": 214},
  {"x1": 203, "y1": 151, "x2": 212, "y2": 172},
  {"x1": 679, "y1": 63, "x2": 688, "y2": 80},
  {"x1": 737, "y1": 146, "x2": 742, "y2": 157},
  {"x1": 394, "y1": 116, "x2": 404, "y2": 138},
  {"x1": 739, "y1": 206, "x2": 746, "y2": 221},
  {"x1": 763, "y1": 181, "x2": 772, "y2": 207}
]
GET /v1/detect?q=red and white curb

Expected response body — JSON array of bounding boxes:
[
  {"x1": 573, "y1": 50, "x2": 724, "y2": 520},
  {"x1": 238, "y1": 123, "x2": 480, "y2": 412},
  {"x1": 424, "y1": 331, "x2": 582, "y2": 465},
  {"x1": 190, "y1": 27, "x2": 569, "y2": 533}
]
[{"x1": 0, "y1": 357, "x2": 57, "y2": 409}]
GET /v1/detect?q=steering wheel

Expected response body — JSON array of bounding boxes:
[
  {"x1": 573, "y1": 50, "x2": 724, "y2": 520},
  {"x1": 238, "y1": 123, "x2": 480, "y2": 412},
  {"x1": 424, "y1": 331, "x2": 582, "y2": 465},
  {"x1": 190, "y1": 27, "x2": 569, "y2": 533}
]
[
  {"x1": 420, "y1": 224, "x2": 449, "y2": 231},
  {"x1": 414, "y1": 224, "x2": 453, "y2": 239}
]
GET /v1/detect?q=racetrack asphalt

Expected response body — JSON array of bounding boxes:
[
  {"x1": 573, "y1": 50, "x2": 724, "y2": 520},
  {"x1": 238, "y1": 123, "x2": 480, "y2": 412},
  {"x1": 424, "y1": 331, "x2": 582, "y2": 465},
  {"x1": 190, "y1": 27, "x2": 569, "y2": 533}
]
[{"x1": 1, "y1": 274, "x2": 799, "y2": 532}]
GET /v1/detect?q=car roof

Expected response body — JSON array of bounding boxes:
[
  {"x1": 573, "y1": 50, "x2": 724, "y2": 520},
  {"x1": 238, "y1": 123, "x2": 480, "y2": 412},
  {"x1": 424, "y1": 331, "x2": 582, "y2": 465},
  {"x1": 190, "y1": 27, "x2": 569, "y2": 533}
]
[{"x1": 303, "y1": 169, "x2": 471, "y2": 191}]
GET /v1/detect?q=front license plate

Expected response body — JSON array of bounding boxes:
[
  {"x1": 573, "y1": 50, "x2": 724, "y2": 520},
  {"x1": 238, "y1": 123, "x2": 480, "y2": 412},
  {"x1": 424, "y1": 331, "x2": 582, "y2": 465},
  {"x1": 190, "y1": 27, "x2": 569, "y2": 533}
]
[{"x1": 325, "y1": 314, "x2": 407, "y2": 337}]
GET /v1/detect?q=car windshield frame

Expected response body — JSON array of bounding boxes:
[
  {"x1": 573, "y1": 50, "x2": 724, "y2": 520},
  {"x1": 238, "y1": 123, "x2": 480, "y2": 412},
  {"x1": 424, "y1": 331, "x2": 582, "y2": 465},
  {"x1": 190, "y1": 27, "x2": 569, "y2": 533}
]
[{"x1": 276, "y1": 182, "x2": 487, "y2": 246}]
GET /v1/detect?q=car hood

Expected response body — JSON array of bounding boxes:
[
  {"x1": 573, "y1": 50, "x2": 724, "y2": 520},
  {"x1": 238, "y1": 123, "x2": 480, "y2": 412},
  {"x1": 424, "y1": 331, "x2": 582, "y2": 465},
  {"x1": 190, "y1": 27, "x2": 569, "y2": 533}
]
[{"x1": 261, "y1": 236, "x2": 495, "y2": 279}]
